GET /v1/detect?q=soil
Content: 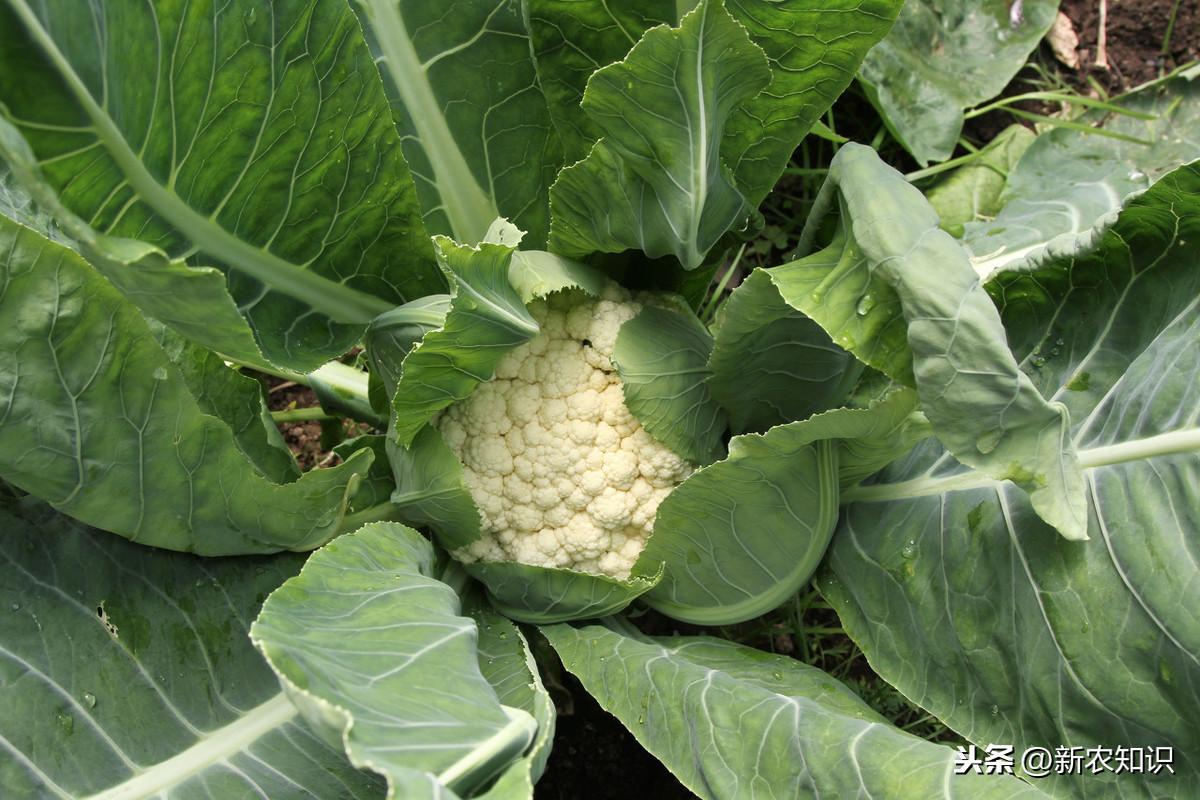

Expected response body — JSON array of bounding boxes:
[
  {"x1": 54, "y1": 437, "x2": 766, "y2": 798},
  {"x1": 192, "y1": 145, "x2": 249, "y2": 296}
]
[
  {"x1": 1059, "y1": 0, "x2": 1199, "y2": 92},
  {"x1": 964, "y1": 1, "x2": 1199, "y2": 143},
  {"x1": 535, "y1": 668, "x2": 698, "y2": 799},
  {"x1": 261, "y1": 376, "x2": 335, "y2": 470}
]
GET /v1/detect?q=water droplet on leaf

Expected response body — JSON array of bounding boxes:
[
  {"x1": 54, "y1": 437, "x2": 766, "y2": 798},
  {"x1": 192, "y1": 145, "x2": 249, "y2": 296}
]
[
  {"x1": 975, "y1": 428, "x2": 1004, "y2": 454},
  {"x1": 83, "y1": 692, "x2": 96, "y2": 708}
]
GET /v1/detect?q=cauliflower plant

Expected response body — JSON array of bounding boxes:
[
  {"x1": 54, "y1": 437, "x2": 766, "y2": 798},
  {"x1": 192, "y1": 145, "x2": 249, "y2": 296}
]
[{"x1": 437, "y1": 284, "x2": 694, "y2": 579}]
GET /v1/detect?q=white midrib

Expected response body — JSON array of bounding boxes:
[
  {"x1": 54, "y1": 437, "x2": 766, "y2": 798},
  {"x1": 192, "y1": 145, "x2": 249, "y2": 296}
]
[
  {"x1": 359, "y1": 0, "x2": 497, "y2": 245},
  {"x1": 85, "y1": 694, "x2": 298, "y2": 800},
  {"x1": 10, "y1": 1, "x2": 393, "y2": 324},
  {"x1": 843, "y1": 427, "x2": 1200, "y2": 504},
  {"x1": 686, "y1": 0, "x2": 709, "y2": 271}
]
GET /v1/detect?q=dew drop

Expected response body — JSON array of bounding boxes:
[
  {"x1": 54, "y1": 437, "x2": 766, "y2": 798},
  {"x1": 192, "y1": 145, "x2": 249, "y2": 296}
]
[
  {"x1": 9, "y1": 603, "x2": 18, "y2": 611},
  {"x1": 901, "y1": 540, "x2": 917, "y2": 559},
  {"x1": 56, "y1": 711, "x2": 74, "y2": 735},
  {"x1": 855, "y1": 294, "x2": 876, "y2": 316},
  {"x1": 990, "y1": 704, "x2": 999, "y2": 716},
  {"x1": 83, "y1": 692, "x2": 97, "y2": 709},
  {"x1": 975, "y1": 427, "x2": 1004, "y2": 454}
]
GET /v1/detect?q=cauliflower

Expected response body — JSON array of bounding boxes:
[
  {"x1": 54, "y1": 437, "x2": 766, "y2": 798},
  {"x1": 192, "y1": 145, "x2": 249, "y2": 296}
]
[{"x1": 437, "y1": 283, "x2": 693, "y2": 579}]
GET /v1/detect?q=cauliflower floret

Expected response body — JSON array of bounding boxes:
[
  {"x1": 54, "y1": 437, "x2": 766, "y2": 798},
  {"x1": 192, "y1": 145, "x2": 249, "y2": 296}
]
[{"x1": 441, "y1": 285, "x2": 694, "y2": 579}]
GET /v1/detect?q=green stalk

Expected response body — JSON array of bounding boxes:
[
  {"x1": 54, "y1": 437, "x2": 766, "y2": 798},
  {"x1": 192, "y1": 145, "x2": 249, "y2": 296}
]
[
  {"x1": 270, "y1": 407, "x2": 332, "y2": 424},
  {"x1": 963, "y1": 91, "x2": 1157, "y2": 121},
  {"x1": 337, "y1": 502, "x2": 401, "y2": 534}
]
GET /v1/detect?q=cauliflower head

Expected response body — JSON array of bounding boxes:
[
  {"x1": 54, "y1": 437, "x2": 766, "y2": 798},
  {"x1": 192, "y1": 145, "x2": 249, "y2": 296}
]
[{"x1": 437, "y1": 283, "x2": 693, "y2": 579}]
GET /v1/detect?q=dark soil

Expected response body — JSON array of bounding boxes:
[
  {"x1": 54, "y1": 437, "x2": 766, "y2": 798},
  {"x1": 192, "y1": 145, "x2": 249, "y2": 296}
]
[
  {"x1": 1060, "y1": 0, "x2": 1199, "y2": 92},
  {"x1": 535, "y1": 668, "x2": 697, "y2": 799},
  {"x1": 961, "y1": 1, "x2": 1198, "y2": 145},
  {"x1": 261, "y1": 376, "x2": 334, "y2": 470}
]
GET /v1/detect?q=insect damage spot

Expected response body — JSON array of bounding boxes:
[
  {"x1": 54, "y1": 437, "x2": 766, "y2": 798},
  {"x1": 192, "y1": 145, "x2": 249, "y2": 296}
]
[{"x1": 96, "y1": 602, "x2": 119, "y2": 639}]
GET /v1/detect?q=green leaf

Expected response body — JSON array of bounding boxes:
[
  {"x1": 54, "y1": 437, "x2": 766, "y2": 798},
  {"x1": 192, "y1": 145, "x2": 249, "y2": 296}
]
[
  {"x1": 925, "y1": 124, "x2": 1035, "y2": 237},
  {"x1": 637, "y1": 390, "x2": 928, "y2": 626},
  {"x1": 152, "y1": 323, "x2": 300, "y2": 484},
  {"x1": 465, "y1": 561, "x2": 661, "y2": 624},
  {"x1": 0, "y1": 116, "x2": 283, "y2": 371},
  {"x1": 548, "y1": 0, "x2": 772, "y2": 270},
  {"x1": 858, "y1": 0, "x2": 1059, "y2": 165},
  {"x1": 543, "y1": 624, "x2": 1048, "y2": 799},
  {"x1": 364, "y1": 294, "x2": 452, "y2": 411},
  {"x1": 613, "y1": 305, "x2": 727, "y2": 464},
  {"x1": 351, "y1": 0, "x2": 562, "y2": 246},
  {"x1": 387, "y1": 234, "x2": 538, "y2": 447},
  {"x1": 387, "y1": 425, "x2": 484, "y2": 551},
  {"x1": 965, "y1": 73, "x2": 1200, "y2": 278},
  {"x1": 641, "y1": 432, "x2": 838, "y2": 625},
  {"x1": 524, "y1": 0, "x2": 674, "y2": 162},
  {"x1": 251, "y1": 522, "x2": 537, "y2": 799},
  {"x1": 469, "y1": 608, "x2": 556, "y2": 796},
  {"x1": 780, "y1": 144, "x2": 1087, "y2": 541},
  {"x1": 507, "y1": 250, "x2": 609, "y2": 304},
  {"x1": 830, "y1": 163, "x2": 1200, "y2": 798},
  {"x1": 0, "y1": 498, "x2": 382, "y2": 799},
  {"x1": 0, "y1": 0, "x2": 441, "y2": 370},
  {"x1": 707, "y1": 268, "x2": 863, "y2": 433},
  {"x1": 718, "y1": 0, "x2": 902, "y2": 205},
  {"x1": 0, "y1": 215, "x2": 370, "y2": 554},
  {"x1": 333, "y1": 435, "x2": 397, "y2": 513},
  {"x1": 527, "y1": 0, "x2": 902, "y2": 209}
]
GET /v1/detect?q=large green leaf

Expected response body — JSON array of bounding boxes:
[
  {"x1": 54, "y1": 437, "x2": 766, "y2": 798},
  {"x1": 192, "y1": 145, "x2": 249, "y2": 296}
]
[
  {"x1": 0, "y1": 116, "x2": 280, "y2": 371},
  {"x1": 387, "y1": 424, "x2": 485, "y2": 551},
  {"x1": 925, "y1": 124, "x2": 1035, "y2": 238},
  {"x1": 0, "y1": 498, "x2": 382, "y2": 799},
  {"x1": 0, "y1": 214, "x2": 370, "y2": 554},
  {"x1": 543, "y1": 624, "x2": 1048, "y2": 799},
  {"x1": 859, "y1": 0, "x2": 1059, "y2": 165},
  {"x1": 386, "y1": 233, "x2": 538, "y2": 447},
  {"x1": 0, "y1": 0, "x2": 441, "y2": 370},
  {"x1": 707, "y1": 268, "x2": 863, "y2": 434},
  {"x1": 830, "y1": 163, "x2": 1200, "y2": 799},
  {"x1": 548, "y1": 0, "x2": 771, "y2": 270},
  {"x1": 965, "y1": 72, "x2": 1200, "y2": 278},
  {"x1": 524, "y1": 0, "x2": 674, "y2": 163},
  {"x1": 612, "y1": 304, "x2": 727, "y2": 464},
  {"x1": 351, "y1": 0, "x2": 561, "y2": 246},
  {"x1": 251, "y1": 522, "x2": 537, "y2": 800},
  {"x1": 465, "y1": 561, "x2": 661, "y2": 624},
  {"x1": 470, "y1": 608, "x2": 556, "y2": 796},
  {"x1": 778, "y1": 144, "x2": 1086, "y2": 541},
  {"x1": 640, "y1": 391, "x2": 922, "y2": 625},
  {"x1": 152, "y1": 323, "x2": 299, "y2": 484},
  {"x1": 641, "y1": 431, "x2": 838, "y2": 625},
  {"x1": 528, "y1": 0, "x2": 901, "y2": 208},
  {"x1": 719, "y1": 0, "x2": 902, "y2": 206}
]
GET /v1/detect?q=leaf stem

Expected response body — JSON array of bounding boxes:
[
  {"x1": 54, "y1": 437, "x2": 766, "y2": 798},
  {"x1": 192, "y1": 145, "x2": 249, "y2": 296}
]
[
  {"x1": 337, "y1": 502, "x2": 401, "y2": 534},
  {"x1": 963, "y1": 91, "x2": 1157, "y2": 121},
  {"x1": 270, "y1": 407, "x2": 331, "y2": 424}
]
